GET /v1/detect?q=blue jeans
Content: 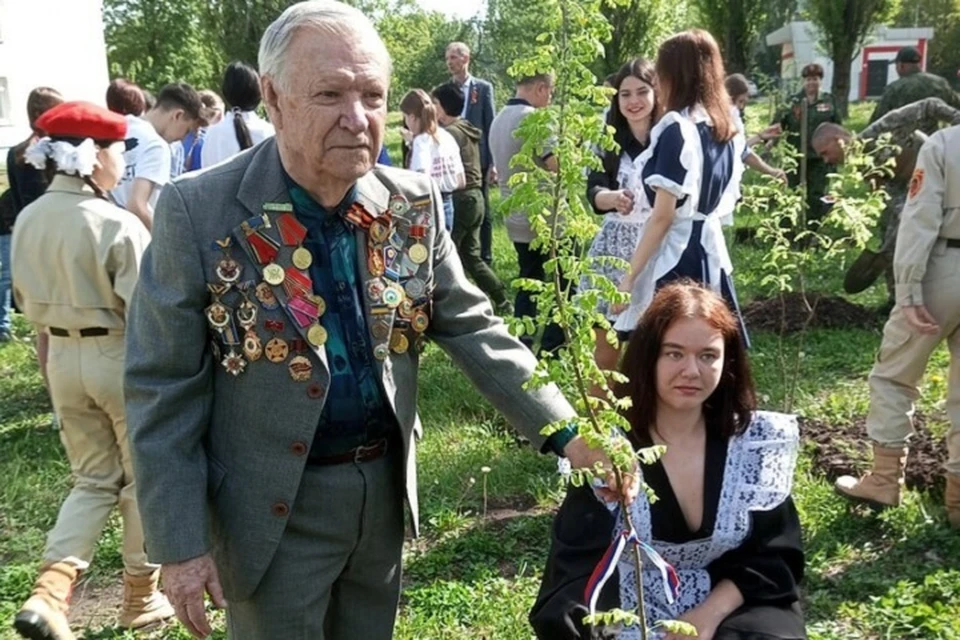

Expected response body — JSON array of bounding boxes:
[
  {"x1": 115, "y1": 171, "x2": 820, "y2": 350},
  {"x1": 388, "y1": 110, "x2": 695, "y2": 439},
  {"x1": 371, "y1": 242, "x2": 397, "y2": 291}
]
[
  {"x1": 442, "y1": 196, "x2": 454, "y2": 231},
  {"x1": 0, "y1": 233, "x2": 11, "y2": 336}
]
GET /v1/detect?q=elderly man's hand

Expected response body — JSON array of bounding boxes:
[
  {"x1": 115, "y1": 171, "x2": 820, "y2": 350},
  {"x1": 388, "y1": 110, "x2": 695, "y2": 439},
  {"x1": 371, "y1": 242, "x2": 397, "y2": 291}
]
[
  {"x1": 163, "y1": 553, "x2": 227, "y2": 639},
  {"x1": 563, "y1": 436, "x2": 639, "y2": 505}
]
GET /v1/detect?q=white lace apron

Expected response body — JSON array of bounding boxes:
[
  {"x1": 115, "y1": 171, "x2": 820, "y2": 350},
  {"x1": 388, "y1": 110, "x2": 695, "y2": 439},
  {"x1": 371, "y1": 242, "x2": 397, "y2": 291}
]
[{"x1": 611, "y1": 411, "x2": 799, "y2": 640}]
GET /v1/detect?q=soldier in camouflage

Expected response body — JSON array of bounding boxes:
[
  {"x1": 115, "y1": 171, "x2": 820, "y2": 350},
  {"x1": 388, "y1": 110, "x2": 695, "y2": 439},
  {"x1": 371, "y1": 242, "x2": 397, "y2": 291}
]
[
  {"x1": 870, "y1": 46, "x2": 960, "y2": 128},
  {"x1": 812, "y1": 98, "x2": 960, "y2": 301},
  {"x1": 776, "y1": 63, "x2": 842, "y2": 225}
]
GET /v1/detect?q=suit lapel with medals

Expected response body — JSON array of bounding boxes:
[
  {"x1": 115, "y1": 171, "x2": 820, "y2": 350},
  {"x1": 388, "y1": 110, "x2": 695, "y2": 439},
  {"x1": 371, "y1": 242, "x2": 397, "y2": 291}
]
[{"x1": 231, "y1": 140, "x2": 330, "y2": 378}]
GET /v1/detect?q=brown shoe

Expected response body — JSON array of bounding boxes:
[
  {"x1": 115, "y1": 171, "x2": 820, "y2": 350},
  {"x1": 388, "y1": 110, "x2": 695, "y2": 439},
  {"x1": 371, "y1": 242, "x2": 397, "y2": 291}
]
[
  {"x1": 947, "y1": 474, "x2": 960, "y2": 530},
  {"x1": 12, "y1": 562, "x2": 77, "y2": 640},
  {"x1": 835, "y1": 444, "x2": 908, "y2": 509},
  {"x1": 118, "y1": 570, "x2": 175, "y2": 629}
]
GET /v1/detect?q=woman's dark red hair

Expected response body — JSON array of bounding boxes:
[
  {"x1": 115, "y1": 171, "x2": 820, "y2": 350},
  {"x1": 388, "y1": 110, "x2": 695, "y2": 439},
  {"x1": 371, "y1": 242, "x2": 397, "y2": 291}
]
[{"x1": 615, "y1": 281, "x2": 756, "y2": 449}]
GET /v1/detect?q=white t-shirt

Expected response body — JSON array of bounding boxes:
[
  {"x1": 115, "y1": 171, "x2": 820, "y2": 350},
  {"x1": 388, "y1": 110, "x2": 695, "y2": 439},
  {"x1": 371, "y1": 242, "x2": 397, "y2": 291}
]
[
  {"x1": 201, "y1": 110, "x2": 275, "y2": 168},
  {"x1": 111, "y1": 115, "x2": 170, "y2": 211},
  {"x1": 409, "y1": 129, "x2": 464, "y2": 194}
]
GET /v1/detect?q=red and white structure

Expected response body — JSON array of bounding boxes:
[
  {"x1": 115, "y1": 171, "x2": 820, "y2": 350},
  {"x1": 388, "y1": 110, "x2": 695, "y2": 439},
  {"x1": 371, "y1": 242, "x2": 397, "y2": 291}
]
[{"x1": 766, "y1": 22, "x2": 935, "y2": 102}]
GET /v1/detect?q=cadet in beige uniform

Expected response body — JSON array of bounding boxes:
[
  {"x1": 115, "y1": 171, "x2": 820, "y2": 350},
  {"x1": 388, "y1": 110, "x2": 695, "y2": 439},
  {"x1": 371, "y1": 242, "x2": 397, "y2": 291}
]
[
  {"x1": 836, "y1": 125, "x2": 960, "y2": 529},
  {"x1": 10, "y1": 102, "x2": 173, "y2": 640}
]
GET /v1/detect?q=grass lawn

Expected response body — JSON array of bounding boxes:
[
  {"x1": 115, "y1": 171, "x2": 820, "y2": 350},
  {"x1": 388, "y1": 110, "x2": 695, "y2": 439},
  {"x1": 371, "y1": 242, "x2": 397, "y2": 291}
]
[{"x1": 2, "y1": 100, "x2": 959, "y2": 639}]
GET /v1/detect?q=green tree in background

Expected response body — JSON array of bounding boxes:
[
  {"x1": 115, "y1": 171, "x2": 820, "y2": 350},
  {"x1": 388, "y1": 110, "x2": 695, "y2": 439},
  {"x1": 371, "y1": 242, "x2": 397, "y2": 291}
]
[
  {"x1": 691, "y1": 0, "x2": 769, "y2": 73},
  {"x1": 598, "y1": 0, "x2": 691, "y2": 78},
  {"x1": 805, "y1": 0, "x2": 901, "y2": 117},
  {"x1": 893, "y1": 0, "x2": 960, "y2": 86}
]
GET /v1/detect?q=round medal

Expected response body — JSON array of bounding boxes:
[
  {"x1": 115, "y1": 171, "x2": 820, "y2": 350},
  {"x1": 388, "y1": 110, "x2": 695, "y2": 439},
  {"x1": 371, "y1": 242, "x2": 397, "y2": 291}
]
[
  {"x1": 308, "y1": 294, "x2": 327, "y2": 317},
  {"x1": 288, "y1": 355, "x2": 313, "y2": 382},
  {"x1": 263, "y1": 263, "x2": 286, "y2": 286},
  {"x1": 366, "y1": 278, "x2": 387, "y2": 302},
  {"x1": 243, "y1": 330, "x2": 263, "y2": 362},
  {"x1": 404, "y1": 278, "x2": 426, "y2": 300},
  {"x1": 307, "y1": 324, "x2": 328, "y2": 347},
  {"x1": 411, "y1": 310, "x2": 429, "y2": 333},
  {"x1": 408, "y1": 242, "x2": 428, "y2": 264},
  {"x1": 398, "y1": 299, "x2": 415, "y2": 319},
  {"x1": 389, "y1": 195, "x2": 410, "y2": 215},
  {"x1": 374, "y1": 343, "x2": 390, "y2": 360},
  {"x1": 292, "y1": 246, "x2": 313, "y2": 270},
  {"x1": 255, "y1": 282, "x2": 280, "y2": 310},
  {"x1": 382, "y1": 284, "x2": 404, "y2": 309},
  {"x1": 265, "y1": 337, "x2": 290, "y2": 363},
  {"x1": 390, "y1": 332, "x2": 409, "y2": 354},
  {"x1": 216, "y1": 257, "x2": 242, "y2": 284}
]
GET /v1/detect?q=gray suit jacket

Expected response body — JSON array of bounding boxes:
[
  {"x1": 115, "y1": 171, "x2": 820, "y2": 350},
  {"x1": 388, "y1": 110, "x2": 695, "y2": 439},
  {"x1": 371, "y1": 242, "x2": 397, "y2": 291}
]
[{"x1": 124, "y1": 138, "x2": 575, "y2": 601}]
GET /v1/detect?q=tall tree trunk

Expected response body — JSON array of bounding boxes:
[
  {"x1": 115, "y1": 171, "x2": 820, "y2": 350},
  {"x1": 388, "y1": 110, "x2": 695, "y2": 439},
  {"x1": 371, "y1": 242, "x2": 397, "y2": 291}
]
[{"x1": 832, "y1": 43, "x2": 855, "y2": 118}]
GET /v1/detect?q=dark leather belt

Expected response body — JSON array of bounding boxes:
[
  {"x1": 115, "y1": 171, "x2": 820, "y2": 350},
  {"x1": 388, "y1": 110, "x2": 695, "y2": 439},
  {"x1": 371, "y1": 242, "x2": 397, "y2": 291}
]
[
  {"x1": 306, "y1": 437, "x2": 389, "y2": 467},
  {"x1": 946, "y1": 239, "x2": 960, "y2": 249},
  {"x1": 49, "y1": 327, "x2": 110, "y2": 338}
]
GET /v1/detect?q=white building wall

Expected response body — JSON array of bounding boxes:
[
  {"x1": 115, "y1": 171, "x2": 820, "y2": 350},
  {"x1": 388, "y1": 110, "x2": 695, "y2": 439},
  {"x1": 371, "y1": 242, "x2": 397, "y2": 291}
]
[{"x1": 0, "y1": 0, "x2": 109, "y2": 150}]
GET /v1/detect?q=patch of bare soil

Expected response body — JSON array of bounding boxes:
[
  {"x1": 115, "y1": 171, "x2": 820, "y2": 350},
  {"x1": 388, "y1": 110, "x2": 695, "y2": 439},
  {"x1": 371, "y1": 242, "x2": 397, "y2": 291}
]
[
  {"x1": 800, "y1": 413, "x2": 947, "y2": 491},
  {"x1": 743, "y1": 293, "x2": 880, "y2": 333},
  {"x1": 67, "y1": 578, "x2": 123, "y2": 631}
]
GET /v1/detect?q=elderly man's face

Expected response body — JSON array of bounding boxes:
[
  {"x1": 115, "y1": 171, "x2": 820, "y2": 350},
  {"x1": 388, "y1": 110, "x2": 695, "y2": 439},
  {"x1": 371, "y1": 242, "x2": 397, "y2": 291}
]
[
  {"x1": 265, "y1": 27, "x2": 388, "y2": 189},
  {"x1": 446, "y1": 49, "x2": 468, "y2": 76}
]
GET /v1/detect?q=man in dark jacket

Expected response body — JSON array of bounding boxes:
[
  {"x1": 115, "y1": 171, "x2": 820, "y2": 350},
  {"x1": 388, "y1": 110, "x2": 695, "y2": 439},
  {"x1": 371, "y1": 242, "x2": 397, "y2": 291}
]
[
  {"x1": 432, "y1": 83, "x2": 510, "y2": 312},
  {"x1": 446, "y1": 42, "x2": 496, "y2": 265}
]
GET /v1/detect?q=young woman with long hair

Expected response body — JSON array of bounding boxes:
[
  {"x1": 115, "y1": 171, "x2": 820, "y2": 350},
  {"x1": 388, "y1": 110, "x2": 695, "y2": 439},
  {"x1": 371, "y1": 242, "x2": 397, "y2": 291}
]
[
  {"x1": 532, "y1": 282, "x2": 805, "y2": 640},
  {"x1": 201, "y1": 61, "x2": 275, "y2": 168},
  {"x1": 613, "y1": 30, "x2": 748, "y2": 346},
  {"x1": 400, "y1": 88, "x2": 464, "y2": 230},
  {"x1": 581, "y1": 58, "x2": 658, "y2": 383}
]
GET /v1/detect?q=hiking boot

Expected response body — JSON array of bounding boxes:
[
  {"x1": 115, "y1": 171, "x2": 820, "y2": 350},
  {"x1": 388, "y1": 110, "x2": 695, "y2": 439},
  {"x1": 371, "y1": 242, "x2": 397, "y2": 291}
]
[
  {"x1": 835, "y1": 444, "x2": 908, "y2": 509},
  {"x1": 13, "y1": 562, "x2": 77, "y2": 640},
  {"x1": 118, "y1": 570, "x2": 175, "y2": 629},
  {"x1": 946, "y1": 474, "x2": 960, "y2": 530}
]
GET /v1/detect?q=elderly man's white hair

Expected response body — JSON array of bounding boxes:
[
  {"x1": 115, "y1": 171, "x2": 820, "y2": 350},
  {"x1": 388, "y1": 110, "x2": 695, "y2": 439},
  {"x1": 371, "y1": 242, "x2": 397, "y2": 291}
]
[
  {"x1": 259, "y1": 1, "x2": 390, "y2": 90},
  {"x1": 446, "y1": 42, "x2": 470, "y2": 57}
]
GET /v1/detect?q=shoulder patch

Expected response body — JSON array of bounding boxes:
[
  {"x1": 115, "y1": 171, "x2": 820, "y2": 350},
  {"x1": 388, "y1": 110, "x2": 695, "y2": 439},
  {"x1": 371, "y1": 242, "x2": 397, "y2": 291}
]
[{"x1": 909, "y1": 168, "x2": 925, "y2": 199}]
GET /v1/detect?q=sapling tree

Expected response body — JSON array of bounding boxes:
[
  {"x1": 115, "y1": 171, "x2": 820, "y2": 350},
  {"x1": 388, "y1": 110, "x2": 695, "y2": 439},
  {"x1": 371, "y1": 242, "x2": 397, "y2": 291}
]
[{"x1": 500, "y1": 0, "x2": 692, "y2": 636}]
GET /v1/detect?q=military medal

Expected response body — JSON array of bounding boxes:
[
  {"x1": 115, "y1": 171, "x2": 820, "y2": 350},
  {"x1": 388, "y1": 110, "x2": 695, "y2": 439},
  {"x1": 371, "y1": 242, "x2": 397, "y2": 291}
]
[
  {"x1": 371, "y1": 318, "x2": 391, "y2": 340},
  {"x1": 255, "y1": 281, "x2": 279, "y2": 310},
  {"x1": 215, "y1": 238, "x2": 242, "y2": 284},
  {"x1": 370, "y1": 217, "x2": 392, "y2": 244},
  {"x1": 307, "y1": 323, "x2": 328, "y2": 347},
  {"x1": 404, "y1": 278, "x2": 426, "y2": 300},
  {"x1": 368, "y1": 246, "x2": 386, "y2": 277},
  {"x1": 282, "y1": 268, "x2": 313, "y2": 300},
  {"x1": 205, "y1": 284, "x2": 232, "y2": 331},
  {"x1": 345, "y1": 203, "x2": 376, "y2": 229},
  {"x1": 367, "y1": 278, "x2": 387, "y2": 303},
  {"x1": 398, "y1": 299, "x2": 415, "y2": 319},
  {"x1": 412, "y1": 309, "x2": 430, "y2": 333},
  {"x1": 390, "y1": 331, "x2": 409, "y2": 354},
  {"x1": 236, "y1": 283, "x2": 263, "y2": 362},
  {"x1": 382, "y1": 283, "x2": 405, "y2": 309},
  {"x1": 277, "y1": 213, "x2": 313, "y2": 270},
  {"x1": 374, "y1": 343, "x2": 390, "y2": 360},
  {"x1": 221, "y1": 350, "x2": 247, "y2": 376},
  {"x1": 264, "y1": 320, "x2": 290, "y2": 363},
  {"x1": 287, "y1": 339, "x2": 313, "y2": 382},
  {"x1": 263, "y1": 262, "x2": 285, "y2": 286},
  {"x1": 389, "y1": 194, "x2": 410, "y2": 216},
  {"x1": 243, "y1": 330, "x2": 263, "y2": 362},
  {"x1": 243, "y1": 214, "x2": 281, "y2": 265},
  {"x1": 408, "y1": 242, "x2": 428, "y2": 265}
]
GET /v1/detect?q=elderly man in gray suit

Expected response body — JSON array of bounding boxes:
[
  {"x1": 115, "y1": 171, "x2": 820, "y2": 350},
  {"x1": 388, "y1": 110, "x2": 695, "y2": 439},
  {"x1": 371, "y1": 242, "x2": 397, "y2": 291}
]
[{"x1": 125, "y1": 2, "x2": 633, "y2": 639}]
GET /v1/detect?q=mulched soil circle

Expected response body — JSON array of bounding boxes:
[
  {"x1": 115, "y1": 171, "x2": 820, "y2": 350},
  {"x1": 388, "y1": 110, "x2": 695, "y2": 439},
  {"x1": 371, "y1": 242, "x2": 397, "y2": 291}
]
[
  {"x1": 800, "y1": 414, "x2": 947, "y2": 492},
  {"x1": 743, "y1": 293, "x2": 881, "y2": 333}
]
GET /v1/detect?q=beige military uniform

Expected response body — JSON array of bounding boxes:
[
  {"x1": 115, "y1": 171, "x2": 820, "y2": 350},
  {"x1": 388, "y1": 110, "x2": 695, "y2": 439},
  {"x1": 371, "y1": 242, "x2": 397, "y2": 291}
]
[
  {"x1": 866, "y1": 126, "x2": 960, "y2": 475},
  {"x1": 10, "y1": 174, "x2": 154, "y2": 574}
]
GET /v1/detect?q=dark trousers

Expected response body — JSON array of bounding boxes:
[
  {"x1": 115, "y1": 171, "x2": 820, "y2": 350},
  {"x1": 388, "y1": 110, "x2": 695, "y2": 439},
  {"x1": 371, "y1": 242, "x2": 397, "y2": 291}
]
[
  {"x1": 513, "y1": 241, "x2": 566, "y2": 356},
  {"x1": 480, "y1": 174, "x2": 493, "y2": 265},
  {"x1": 452, "y1": 188, "x2": 508, "y2": 307}
]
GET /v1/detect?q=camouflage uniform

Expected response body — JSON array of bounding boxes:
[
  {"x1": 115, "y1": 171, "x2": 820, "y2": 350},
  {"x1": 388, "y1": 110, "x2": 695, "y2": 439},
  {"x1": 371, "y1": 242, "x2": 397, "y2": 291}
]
[
  {"x1": 778, "y1": 90, "x2": 842, "y2": 222},
  {"x1": 847, "y1": 98, "x2": 960, "y2": 296},
  {"x1": 870, "y1": 69, "x2": 960, "y2": 129}
]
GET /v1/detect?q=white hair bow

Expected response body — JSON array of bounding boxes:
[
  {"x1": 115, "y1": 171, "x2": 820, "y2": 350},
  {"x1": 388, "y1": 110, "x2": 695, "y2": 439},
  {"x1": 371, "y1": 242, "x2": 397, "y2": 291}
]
[{"x1": 25, "y1": 137, "x2": 98, "y2": 177}]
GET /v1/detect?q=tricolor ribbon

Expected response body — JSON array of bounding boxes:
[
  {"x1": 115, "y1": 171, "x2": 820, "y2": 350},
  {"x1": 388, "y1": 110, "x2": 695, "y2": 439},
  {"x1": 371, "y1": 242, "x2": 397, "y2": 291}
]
[{"x1": 583, "y1": 528, "x2": 681, "y2": 619}]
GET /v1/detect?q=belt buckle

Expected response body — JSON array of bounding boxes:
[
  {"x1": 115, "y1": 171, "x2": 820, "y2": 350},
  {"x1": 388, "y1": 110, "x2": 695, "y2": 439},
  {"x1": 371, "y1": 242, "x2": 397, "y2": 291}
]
[{"x1": 354, "y1": 438, "x2": 385, "y2": 463}]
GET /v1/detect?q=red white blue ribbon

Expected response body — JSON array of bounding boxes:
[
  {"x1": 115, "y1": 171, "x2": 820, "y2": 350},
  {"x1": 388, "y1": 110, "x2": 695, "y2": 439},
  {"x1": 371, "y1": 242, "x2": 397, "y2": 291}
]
[{"x1": 584, "y1": 528, "x2": 681, "y2": 618}]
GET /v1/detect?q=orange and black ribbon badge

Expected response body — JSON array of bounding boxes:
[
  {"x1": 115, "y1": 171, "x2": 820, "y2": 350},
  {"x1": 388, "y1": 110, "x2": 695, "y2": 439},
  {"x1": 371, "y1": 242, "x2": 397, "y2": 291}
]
[{"x1": 909, "y1": 168, "x2": 925, "y2": 200}]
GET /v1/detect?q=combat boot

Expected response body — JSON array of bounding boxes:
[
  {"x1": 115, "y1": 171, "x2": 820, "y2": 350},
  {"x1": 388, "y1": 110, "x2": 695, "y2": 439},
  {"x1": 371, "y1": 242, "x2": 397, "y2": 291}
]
[
  {"x1": 835, "y1": 444, "x2": 908, "y2": 509},
  {"x1": 118, "y1": 570, "x2": 175, "y2": 629},
  {"x1": 946, "y1": 474, "x2": 960, "y2": 530},
  {"x1": 12, "y1": 562, "x2": 77, "y2": 640}
]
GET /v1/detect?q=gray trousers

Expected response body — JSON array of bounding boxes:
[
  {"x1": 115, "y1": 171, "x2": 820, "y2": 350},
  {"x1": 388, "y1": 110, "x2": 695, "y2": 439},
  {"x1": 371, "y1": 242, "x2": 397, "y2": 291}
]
[{"x1": 226, "y1": 449, "x2": 405, "y2": 639}]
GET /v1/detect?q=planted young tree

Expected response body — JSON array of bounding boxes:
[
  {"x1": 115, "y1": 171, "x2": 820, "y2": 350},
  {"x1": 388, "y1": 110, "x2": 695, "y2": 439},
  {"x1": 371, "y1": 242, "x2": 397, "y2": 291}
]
[
  {"x1": 742, "y1": 135, "x2": 895, "y2": 410},
  {"x1": 501, "y1": 0, "x2": 692, "y2": 636}
]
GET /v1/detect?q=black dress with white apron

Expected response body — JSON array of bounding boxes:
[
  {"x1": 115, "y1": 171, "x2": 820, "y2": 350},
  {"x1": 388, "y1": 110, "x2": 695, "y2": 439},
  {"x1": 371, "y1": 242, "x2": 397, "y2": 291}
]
[
  {"x1": 530, "y1": 412, "x2": 806, "y2": 640},
  {"x1": 613, "y1": 107, "x2": 748, "y2": 345}
]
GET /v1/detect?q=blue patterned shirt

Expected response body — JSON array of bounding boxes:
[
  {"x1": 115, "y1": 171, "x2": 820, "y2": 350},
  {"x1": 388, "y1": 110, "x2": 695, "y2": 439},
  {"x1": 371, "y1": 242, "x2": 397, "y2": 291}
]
[{"x1": 285, "y1": 176, "x2": 394, "y2": 459}]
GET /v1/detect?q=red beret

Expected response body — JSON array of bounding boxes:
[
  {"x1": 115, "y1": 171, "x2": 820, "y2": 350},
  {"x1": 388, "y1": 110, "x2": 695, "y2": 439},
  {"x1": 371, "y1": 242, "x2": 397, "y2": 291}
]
[{"x1": 35, "y1": 101, "x2": 127, "y2": 141}]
